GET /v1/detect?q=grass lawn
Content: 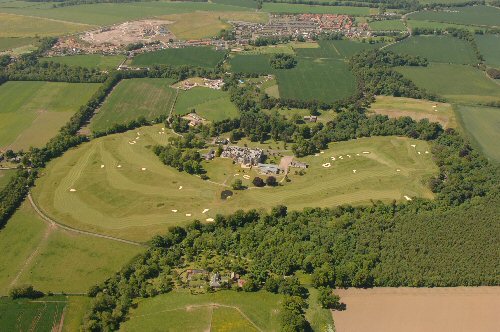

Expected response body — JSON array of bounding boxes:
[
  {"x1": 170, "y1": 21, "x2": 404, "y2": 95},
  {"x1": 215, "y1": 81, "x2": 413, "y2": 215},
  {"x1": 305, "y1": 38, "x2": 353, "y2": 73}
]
[
  {"x1": 369, "y1": 19, "x2": 406, "y2": 31},
  {"x1": 90, "y1": 78, "x2": 177, "y2": 133},
  {"x1": 369, "y1": 96, "x2": 456, "y2": 128},
  {"x1": 295, "y1": 39, "x2": 384, "y2": 59},
  {"x1": 33, "y1": 125, "x2": 437, "y2": 241},
  {"x1": 174, "y1": 87, "x2": 239, "y2": 121},
  {"x1": 121, "y1": 290, "x2": 282, "y2": 332},
  {"x1": 0, "y1": 37, "x2": 37, "y2": 51},
  {"x1": 455, "y1": 105, "x2": 500, "y2": 162},
  {"x1": 41, "y1": 54, "x2": 126, "y2": 70},
  {"x1": 475, "y1": 34, "x2": 500, "y2": 69},
  {"x1": 62, "y1": 296, "x2": 91, "y2": 332},
  {"x1": 387, "y1": 35, "x2": 477, "y2": 65},
  {"x1": 0, "y1": 81, "x2": 99, "y2": 151},
  {"x1": 408, "y1": 6, "x2": 500, "y2": 27},
  {"x1": 262, "y1": 3, "x2": 369, "y2": 15},
  {"x1": 0, "y1": 12, "x2": 91, "y2": 37},
  {"x1": 396, "y1": 63, "x2": 500, "y2": 105},
  {"x1": 0, "y1": 169, "x2": 15, "y2": 190},
  {"x1": 131, "y1": 47, "x2": 226, "y2": 68}
]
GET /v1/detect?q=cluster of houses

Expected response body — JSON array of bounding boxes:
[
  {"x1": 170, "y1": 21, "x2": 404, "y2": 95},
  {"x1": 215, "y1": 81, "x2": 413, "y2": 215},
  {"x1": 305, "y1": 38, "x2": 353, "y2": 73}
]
[
  {"x1": 221, "y1": 146, "x2": 264, "y2": 167},
  {"x1": 182, "y1": 113, "x2": 206, "y2": 127},
  {"x1": 178, "y1": 78, "x2": 224, "y2": 91},
  {"x1": 186, "y1": 269, "x2": 246, "y2": 289}
]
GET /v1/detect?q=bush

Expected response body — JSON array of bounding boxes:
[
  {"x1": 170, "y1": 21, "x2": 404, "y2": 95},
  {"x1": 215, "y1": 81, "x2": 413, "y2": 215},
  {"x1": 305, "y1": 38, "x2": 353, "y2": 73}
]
[
  {"x1": 9, "y1": 285, "x2": 44, "y2": 299},
  {"x1": 270, "y1": 53, "x2": 297, "y2": 69},
  {"x1": 252, "y1": 176, "x2": 265, "y2": 187},
  {"x1": 232, "y1": 179, "x2": 245, "y2": 190},
  {"x1": 266, "y1": 176, "x2": 278, "y2": 187}
]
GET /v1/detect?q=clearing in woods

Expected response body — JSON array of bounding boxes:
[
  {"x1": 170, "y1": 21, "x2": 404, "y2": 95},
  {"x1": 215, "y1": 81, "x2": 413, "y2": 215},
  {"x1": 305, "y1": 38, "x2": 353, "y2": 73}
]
[
  {"x1": 174, "y1": 87, "x2": 239, "y2": 122},
  {"x1": 32, "y1": 125, "x2": 437, "y2": 241}
]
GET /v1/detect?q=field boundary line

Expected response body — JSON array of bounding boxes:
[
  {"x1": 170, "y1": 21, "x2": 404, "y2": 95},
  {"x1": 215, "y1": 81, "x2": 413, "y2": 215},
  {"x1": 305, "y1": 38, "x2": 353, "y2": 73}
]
[
  {"x1": 167, "y1": 87, "x2": 180, "y2": 122},
  {"x1": 28, "y1": 193, "x2": 147, "y2": 247}
]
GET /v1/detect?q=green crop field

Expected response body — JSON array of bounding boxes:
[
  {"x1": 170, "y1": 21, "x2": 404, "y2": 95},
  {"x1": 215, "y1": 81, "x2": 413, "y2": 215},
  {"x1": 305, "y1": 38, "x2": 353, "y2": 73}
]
[
  {"x1": 295, "y1": 39, "x2": 384, "y2": 59},
  {"x1": 0, "y1": 81, "x2": 99, "y2": 151},
  {"x1": 121, "y1": 290, "x2": 282, "y2": 332},
  {"x1": 262, "y1": 3, "x2": 370, "y2": 15},
  {"x1": 0, "y1": 169, "x2": 15, "y2": 190},
  {"x1": 213, "y1": 0, "x2": 259, "y2": 9},
  {"x1": 369, "y1": 19, "x2": 406, "y2": 31},
  {"x1": 33, "y1": 125, "x2": 437, "y2": 241},
  {"x1": 475, "y1": 34, "x2": 500, "y2": 68},
  {"x1": 41, "y1": 54, "x2": 126, "y2": 70},
  {"x1": 174, "y1": 87, "x2": 239, "y2": 121},
  {"x1": 455, "y1": 105, "x2": 500, "y2": 162},
  {"x1": 0, "y1": 202, "x2": 142, "y2": 294},
  {"x1": 387, "y1": 35, "x2": 477, "y2": 65},
  {"x1": 90, "y1": 78, "x2": 177, "y2": 133},
  {"x1": 406, "y1": 19, "x2": 478, "y2": 31},
  {"x1": 0, "y1": 37, "x2": 36, "y2": 51},
  {"x1": 131, "y1": 47, "x2": 226, "y2": 68},
  {"x1": 409, "y1": 6, "x2": 500, "y2": 27},
  {"x1": 229, "y1": 54, "x2": 273, "y2": 74},
  {"x1": 397, "y1": 63, "x2": 500, "y2": 104}
]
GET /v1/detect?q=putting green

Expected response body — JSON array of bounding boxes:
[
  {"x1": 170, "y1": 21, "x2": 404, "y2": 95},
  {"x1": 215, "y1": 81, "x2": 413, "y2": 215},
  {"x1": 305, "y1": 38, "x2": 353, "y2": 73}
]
[{"x1": 33, "y1": 125, "x2": 437, "y2": 241}]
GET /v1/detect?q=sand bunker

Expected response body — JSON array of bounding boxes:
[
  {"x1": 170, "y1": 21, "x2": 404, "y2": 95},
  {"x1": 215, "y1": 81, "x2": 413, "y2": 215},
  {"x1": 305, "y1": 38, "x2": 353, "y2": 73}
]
[
  {"x1": 314, "y1": 154, "x2": 319, "y2": 157},
  {"x1": 141, "y1": 167, "x2": 146, "y2": 171},
  {"x1": 171, "y1": 209, "x2": 177, "y2": 213},
  {"x1": 362, "y1": 151, "x2": 370, "y2": 154},
  {"x1": 411, "y1": 144, "x2": 416, "y2": 148},
  {"x1": 347, "y1": 154, "x2": 351, "y2": 158},
  {"x1": 353, "y1": 169, "x2": 357, "y2": 174},
  {"x1": 404, "y1": 195, "x2": 412, "y2": 201},
  {"x1": 320, "y1": 151, "x2": 324, "y2": 154},
  {"x1": 356, "y1": 153, "x2": 360, "y2": 156},
  {"x1": 425, "y1": 151, "x2": 429, "y2": 154},
  {"x1": 418, "y1": 151, "x2": 421, "y2": 155},
  {"x1": 128, "y1": 141, "x2": 136, "y2": 145},
  {"x1": 396, "y1": 169, "x2": 401, "y2": 172},
  {"x1": 185, "y1": 213, "x2": 191, "y2": 217},
  {"x1": 243, "y1": 175, "x2": 250, "y2": 180},
  {"x1": 69, "y1": 188, "x2": 76, "y2": 192},
  {"x1": 117, "y1": 165, "x2": 122, "y2": 168},
  {"x1": 206, "y1": 218, "x2": 214, "y2": 222},
  {"x1": 322, "y1": 163, "x2": 331, "y2": 168},
  {"x1": 101, "y1": 164, "x2": 104, "y2": 168},
  {"x1": 339, "y1": 155, "x2": 343, "y2": 159},
  {"x1": 234, "y1": 174, "x2": 240, "y2": 176},
  {"x1": 331, "y1": 157, "x2": 336, "y2": 160},
  {"x1": 202, "y1": 209, "x2": 209, "y2": 214}
]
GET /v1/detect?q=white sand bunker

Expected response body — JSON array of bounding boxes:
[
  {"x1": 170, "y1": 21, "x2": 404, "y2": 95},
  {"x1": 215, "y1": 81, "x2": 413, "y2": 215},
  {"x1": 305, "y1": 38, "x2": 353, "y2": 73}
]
[
  {"x1": 243, "y1": 175, "x2": 250, "y2": 180},
  {"x1": 347, "y1": 154, "x2": 351, "y2": 158},
  {"x1": 128, "y1": 141, "x2": 136, "y2": 145},
  {"x1": 117, "y1": 165, "x2": 122, "y2": 168},
  {"x1": 352, "y1": 169, "x2": 357, "y2": 174},
  {"x1": 101, "y1": 164, "x2": 104, "y2": 168},
  {"x1": 339, "y1": 155, "x2": 343, "y2": 159},
  {"x1": 410, "y1": 144, "x2": 416, "y2": 148},
  {"x1": 362, "y1": 151, "x2": 370, "y2": 154},
  {"x1": 178, "y1": 186, "x2": 183, "y2": 190},
  {"x1": 202, "y1": 209, "x2": 209, "y2": 214},
  {"x1": 206, "y1": 218, "x2": 214, "y2": 222},
  {"x1": 320, "y1": 151, "x2": 324, "y2": 154},
  {"x1": 322, "y1": 163, "x2": 331, "y2": 168},
  {"x1": 137, "y1": 132, "x2": 141, "y2": 135},
  {"x1": 404, "y1": 195, "x2": 412, "y2": 201},
  {"x1": 185, "y1": 213, "x2": 191, "y2": 217},
  {"x1": 418, "y1": 151, "x2": 421, "y2": 155},
  {"x1": 396, "y1": 169, "x2": 401, "y2": 172},
  {"x1": 162, "y1": 127, "x2": 165, "y2": 131},
  {"x1": 356, "y1": 153, "x2": 360, "y2": 156},
  {"x1": 69, "y1": 188, "x2": 77, "y2": 192},
  {"x1": 425, "y1": 151, "x2": 429, "y2": 154},
  {"x1": 234, "y1": 173, "x2": 240, "y2": 176},
  {"x1": 171, "y1": 209, "x2": 178, "y2": 213},
  {"x1": 314, "y1": 154, "x2": 319, "y2": 157},
  {"x1": 135, "y1": 136, "x2": 140, "y2": 140},
  {"x1": 331, "y1": 157, "x2": 336, "y2": 161},
  {"x1": 141, "y1": 167, "x2": 146, "y2": 171}
]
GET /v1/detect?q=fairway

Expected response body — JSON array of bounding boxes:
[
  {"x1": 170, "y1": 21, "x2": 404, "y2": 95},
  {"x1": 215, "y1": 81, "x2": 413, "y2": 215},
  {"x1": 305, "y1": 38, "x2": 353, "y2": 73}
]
[
  {"x1": 475, "y1": 34, "x2": 500, "y2": 68},
  {"x1": 174, "y1": 87, "x2": 239, "y2": 121},
  {"x1": 33, "y1": 125, "x2": 437, "y2": 241},
  {"x1": 41, "y1": 54, "x2": 126, "y2": 70},
  {"x1": 409, "y1": 6, "x2": 500, "y2": 27},
  {"x1": 90, "y1": 78, "x2": 177, "y2": 133},
  {"x1": 131, "y1": 47, "x2": 226, "y2": 68},
  {"x1": 0, "y1": 81, "x2": 99, "y2": 151}
]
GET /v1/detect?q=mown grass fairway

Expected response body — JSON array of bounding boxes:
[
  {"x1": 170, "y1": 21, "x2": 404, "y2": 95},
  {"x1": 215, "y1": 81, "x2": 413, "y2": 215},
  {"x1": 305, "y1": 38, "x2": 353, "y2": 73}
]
[
  {"x1": 121, "y1": 290, "x2": 282, "y2": 332},
  {"x1": 262, "y1": 3, "x2": 369, "y2": 15},
  {"x1": 369, "y1": 19, "x2": 406, "y2": 31},
  {"x1": 475, "y1": 34, "x2": 500, "y2": 68},
  {"x1": 0, "y1": 12, "x2": 91, "y2": 37},
  {"x1": 409, "y1": 6, "x2": 500, "y2": 27},
  {"x1": 131, "y1": 47, "x2": 226, "y2": 68},
  {"x1": 174, "y1": 87, "x2": 239, "y2": 121},
  {"x1": 387, "y1": 35, "x2": 477, "y2": 65},
  {"x1": 369, "y1": 96, "x2": 456, "y2": 128},
  {"x1": 0, "y1": 81, "x2": 99, "y2": 151},
  {"x1": 455, "y1": 105, "x2": 500, "y2": 162},
  {"x1": 90, "y1": 78, "x2": 177, "y2": 133},
  {"x1": 41, "y1": 54, "x2": 126, "y2": 70},
  {"x1": 397, "y1": 63, "x2": 500, "y2": 104},
  {"x1": 33, "y1": 125, "x2": 437, "y2": 241}
]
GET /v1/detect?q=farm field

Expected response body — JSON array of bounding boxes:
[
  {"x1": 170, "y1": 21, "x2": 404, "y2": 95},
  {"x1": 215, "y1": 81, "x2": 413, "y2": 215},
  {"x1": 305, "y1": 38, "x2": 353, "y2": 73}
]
[
  {"x1": 121, "y1": 290, "x2": 282, "y2": 331},
  {"x1": 475, "y1": 34, "x2": 500, "y2": 69},
  {"x1": 229, "y1": 54, "x2": 274, "y2": 74},
  {"x1": 0, "y1": 37, "x2": 36, "y2": 51},
  {"x1": 369, "y1": 19, "x2": 406, "y2": 31},
  {"x1": 174, "y1": 87, "x2": 239, "y2": 121},
  {"x1": 213, "y1": 0, "x2": 259, "y2": 9},
  {"x1": 397, "y1": 63, "x2": 500, "y2": 104},
  {"x1": 131, "y1": 47, "x2": 226, "y2": 68},
  {"x1": 369, "y1": 96, "x2": 456, "y2": 128},
  {"x1": 62, "y1": 296, "x2": 91, "y2": 332},
  {"x1": 41, "y1": 54, "x2": 126, "y2": 69},
  {"x1": 0, "y1": 169, "x2": 15, "y2": 190},
  {"x1": 333, "y1": 287, "x2": 500, "y2": 332},
  {"x1": 262, "y1": 3, "x2": 370, "y2": 15},
  {"x1": 33, "y1": 125, "x2": 437, "y2": 241},
  {"x1": 408, "y1": 6, "x2": 500, "y2": 27},
  {"x1": 295, "y1": 39, "x2": 383, "y2": 59},
  {"x1": 387, "y1": 35, "x2": 477, "y2": 65},
  {"x1": 406, "y1": 19, "x2": 477, "y2": 31},
  {"x1": 0, "y1": 81, "x2": 99, "y2": 151},
  {"x1": 90, "y1": 78, "x2": 177, "y2": 133},
  {"x1": 455, "y1": 105, "x2": 500, "y2": 162}
]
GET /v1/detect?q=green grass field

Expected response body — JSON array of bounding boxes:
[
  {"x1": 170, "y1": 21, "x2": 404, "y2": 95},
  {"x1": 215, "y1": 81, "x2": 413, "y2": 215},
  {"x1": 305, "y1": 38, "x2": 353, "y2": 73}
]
[
  {"x1": 174, "y1": 87, "x2": 239, "y2": 121},
  {"x1": 406, "y1": 19, "x2": 478, "y2": 32},
  {"x1": 455, "y1": 105, "x2": 500, "y2": 162},
  {"x1": 0, "y1": 169, "x2": 15, "y2": 190},
  {"x1": 397, "y1": 63, "x2": 500, "y2": 104},
  {"x1": 262, "y1": 3, "x2": 370, "y2": 15},
  {"x1": 121, "y1": 290, "x2": 282, "y2": 332},
  {"x1": 387, "y1": 35, "x2": 477, "y2": 65},
  {"x1": 90, "y1": 78, "x2": 177, "y2": 133},
  {"x1": 0, "y1": 81, "x2": 99, "y2": 151},
  {"x1": 131, "y1": 47, "x2": 226, "y2": 68},
  {"x1": 295, "y1": 40, "x2": 383, "y2": 59},
  {"x1": 229, "y1": 54, "x2": 273, "y2": 74},
  {"x1": 41, "y1": 54, "x2": 126, "y2": 70},
  {"x1": 369, "y1": 19, "x2": 406, "y2": 31},
  {"x1": 33, "y1": 125, "x2": 437, "y2": 241},
  {"x1": 0, "y1": 37, "x2": 36, "y2": 51},
  {"x1": 475, "y1": 34, "x2": 500, "y2": 69},
  {"x1": 409, "y1": 6, "x2": 500, "y2": 27},
  {"x1": 62, "y1": 296, "x2": 91, "y2": 332}
]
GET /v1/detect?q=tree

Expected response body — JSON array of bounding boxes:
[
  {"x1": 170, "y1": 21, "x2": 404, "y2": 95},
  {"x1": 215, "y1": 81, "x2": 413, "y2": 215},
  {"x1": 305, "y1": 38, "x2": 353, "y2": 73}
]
[
  {"x1": 270, "y1": 53, "x2": 297, "y2": 69},
  {"x1": 232, "y1": 178, "x2": 245, "y2": 190},
  {"x1": 9, "y1": 285, "x2": 44, "y2": 299},
  {"x1": 266, "y1": 176, "x2": 278, "y2": 187},
  {"x1": 318, "y1": 287, "x2": 343, "y2": 310},
  {"x1": 252, "y1": 176, "x2": 265, "y2": 187}
]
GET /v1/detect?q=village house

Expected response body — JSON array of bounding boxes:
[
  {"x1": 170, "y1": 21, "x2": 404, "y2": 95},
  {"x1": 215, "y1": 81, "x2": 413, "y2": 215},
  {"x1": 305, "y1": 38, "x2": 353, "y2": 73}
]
[
  {"x1": 202, "y1": 149, "x2": 215, "y2": 161},
  {"x1": 304, "y1": 115, "x2": 318, "y2": 123},
  {"x1": 221, "y1": 146, "x2": 264, "y2": 166},
  {"x1": 290, "y1": 161, "x2": 309, "y2": 169},
  {"x1": 258, "y1": 163, "x2": 281, "y2": 175},
  {"x1": 182, "y1": 113, "x2": 205, "y2": 127}
]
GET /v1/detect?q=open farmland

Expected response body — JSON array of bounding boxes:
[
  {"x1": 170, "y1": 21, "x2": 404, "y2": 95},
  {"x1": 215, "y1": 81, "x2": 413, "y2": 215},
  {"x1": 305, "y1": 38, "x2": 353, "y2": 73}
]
[
  {"x1": 387, "y1": 35, "x2": 477, "y2": 65},
  {"x1": 131, "y1": 47, "x2": 226, "y2": 68},
  {"x1": 41, "y1": 54, "x2": 126, "y2": 70},
  {"x1": 33, "y1": 126, "x2": 437, "y2": 241},
  {"x1": 409, "y1": 6, "x2": 500, "y2": 27},
  {"x1": 229, "y1": 54, "x2": 274, "y2": 74},
  {"x1": 121, "y1": 290, "x2": 282, "y2": 332},
  {"x1": 397, "y1": 63, "x2": 500, "y2": 104},
  {"x1": 262, "y1": 3, "x2": 370, "y2": 15},
  {"x1": 475, "y1": 34, "x2": 500, "y2": 69},
  {"x1": 174, "y1": 87, "x2": 239, "y2": 121},
  {"x1": 0, "y1": 37, "x2": 36, "y2": 52},
  {"x1": 369, "y1": 19, "x2": 406, "y2": 31},
  {"x1": 90, "y1": 78, "x2": 177, "y2": 133},
  {"x1": 0, "y1": 81, "x2": 99, "y2": 151},
  {"x1": 406, "y1": 19, "x2": 477, "y2": 32},
  {"x1": 295, "y1": 39, "x2": 383, "y2": 59}
]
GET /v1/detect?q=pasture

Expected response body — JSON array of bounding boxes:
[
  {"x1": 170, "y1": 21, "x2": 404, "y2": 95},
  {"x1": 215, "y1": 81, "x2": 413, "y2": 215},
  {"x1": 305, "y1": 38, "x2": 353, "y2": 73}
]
[
  {"x1": 33, "y1": 125, "x2": 437, "y2": 241},
  {"x1": 41, "y1": 54, "x2": 126, "y2": 70},
  {"x1": 387, "y1": 35, "x2": 477, "y2": 65},
  {"x1": 369, "y1": 19, "x2": 406, "y2": 31},
  {"x1": 0, "y1": 37, "x2": 36, "y2": 52},
  {"x1": 397, "y1": 63, "x2": 500, "y2": 104},
  {"x1": 409, "y1": 6, "x2": 500, "y2": 27},
  {"x1": 121, "y1": 290, "x2": 282, "y2": 332},
  {"x1": 295, "y1": 39, "x2": 383, "y2": 58},
  {"x1": 0, "y1": 169, "x2": 15, "y2": 190},
  {"x1": 369, "y1": 96, "x2": 456, "y2": 128},
  {"x1": 131, "y1": 47, "x2": 226, "y2": 68},
  {"x1": 475, "y1": 34, "x2": 500, "y2": 68},
  {"x1": 406, "y1": 19, "x2": 477, "y2": 31},
  {"x1": 455, "y1": 105, "x2": 500, "y2": 162},
  {"x1": 262, "y1": 3, "x2": 370, "y2": 15},
  {"x1": 174, "y1": 87, "x2": 239, "y2": 122},
  {"x1": 0, "y1": 81, "x2": 99, "y2": 151},
  {"x1": 90, "y1": 78, "x2": 177, "y2": 133}
]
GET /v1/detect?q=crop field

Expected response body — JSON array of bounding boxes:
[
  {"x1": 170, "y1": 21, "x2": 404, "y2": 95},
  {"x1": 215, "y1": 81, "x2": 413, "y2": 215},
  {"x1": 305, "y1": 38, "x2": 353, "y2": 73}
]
[
  {"x1": 0, "y1": 202, "x2": 142, "y2": 294},
  {"x1": 409, "y1": 6, "x2": 500, "y2": 27},
  {"x1": 369, "y1": 96, "x2": 456, "y2": 128},
  {"x1": 0, "y1": 81, "x2": 99, "y2": 151},
  {"x1": 262, "y1": 3, "x2": 370, "y2": 15},
  {"x1": 455, "y1": 105, "x2": 500, "y2": 162},
  {"x1": 229, "y1": 54, "x2": 273, "y2": 74},
  {"x1": 131, "y1": 47, "x2": 226, "y2": 68},
  {"x1": 397, "y1": 63, "x2": 500, "y2": 104},
  {"x1": 121, "y1": 290, "x2": 282, "y2": 331},
  {"x1": 0, "y1": 13, "x2": 91, "y2": 38},
  {"x1": 0, "y1": 37, "x2": 36, "y2": 51},
  {"x1": 296, "y1": 39, "x2": 383, "y2": 58},
  {"x1": 475, "y1": 34, "x2": 500, "y2": 68},
  {"x1": 0, "y1": 169, "x2": 15, "y2": 190},
  {"x1": 387, "y1": 35, "x2": 477, "y2": 65},
  {"x1": 213, "y1": 0, "x2": 259, "y2": 9},
  {"x1": 174, "y1": 87, "x2": 239, "y2": 121},
  {"x1": 90, "y1": 78, "x2": 177, "y2": 133},
  {"x1": 33, "y1": 125, "x2": 436, "y2": 241},
  {"x1": 369, "y1": 19, "x2": 406, "y2": 31},
  {"x1": 41, "y1": 54, "x2": 126, "y2": 69},
  {"x1": 406, "y1": 19, "x2": 477, "y2": 31}
]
